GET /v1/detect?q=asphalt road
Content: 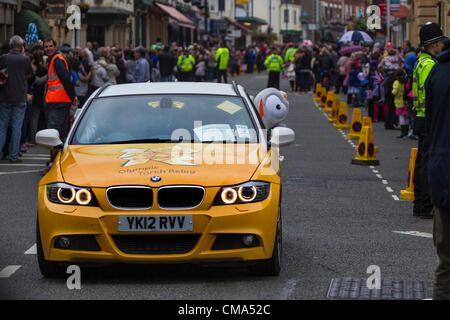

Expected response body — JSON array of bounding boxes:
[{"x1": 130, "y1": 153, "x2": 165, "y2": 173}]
[{"x1": 0, "y1": 72, "x2": 436, "y2": 300}]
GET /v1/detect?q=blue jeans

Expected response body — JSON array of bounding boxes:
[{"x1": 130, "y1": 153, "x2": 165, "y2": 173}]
[{"x1": 0, "y1": 102, "x2": 27, "y2": 161}]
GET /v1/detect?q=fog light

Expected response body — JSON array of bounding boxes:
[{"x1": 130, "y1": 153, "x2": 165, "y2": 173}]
[
  {"x1": 242, "y1": 235, "x2": 257, "y2": 247},
  {"x1": 58, "y1": 236, "x2": 71, "y2": 249}
]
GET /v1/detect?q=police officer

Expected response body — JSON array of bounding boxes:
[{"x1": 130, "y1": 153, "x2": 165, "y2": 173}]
[
  {"x1": 216, "y1": 41, "x2": 229, "y2": 83},
  {"x1": 265, "y1": 48, "x2": 284, "y2": 89},
  {"x1": 177, "y1": 48, "x2": 195, "y2": 82},
  {"x1": 284, "y1": 43, "x2": 297, "y2": 64},
  {"x1": 412, "y1": 22, "x2": 446, "y2": 219},
  {"x1": 425, "y1": 38, "x2": 450, "y2": 300}
]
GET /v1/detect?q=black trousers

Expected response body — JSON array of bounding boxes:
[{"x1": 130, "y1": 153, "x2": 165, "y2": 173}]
[
  {"x1": 413, "y1": 117, "x2": 433, "y2": 214},
  {"x1": 179, "y1": 71, "x2": 193, "y2": 82},
  {"x1": 433, "y1": 207, "x2": 450, "y2": 299},
  {"x1": 267, "y1": 71, "x2": 280, "y2": 89},
  {"x1": 217, "y1": 69, "x2": 228, "y2": 83}
]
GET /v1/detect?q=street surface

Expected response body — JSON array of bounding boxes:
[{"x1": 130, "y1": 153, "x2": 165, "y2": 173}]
[{"x1": 0, "y1": 72, "x2": 436, "y2": 300}]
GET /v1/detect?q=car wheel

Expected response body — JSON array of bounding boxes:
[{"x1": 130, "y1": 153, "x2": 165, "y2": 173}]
[
  {"x1": 249, "y1": 207, "x2": 282, "y2": 276},
  {"x1": 36, "y1": 218, "x2": 65, "y2": 278}
]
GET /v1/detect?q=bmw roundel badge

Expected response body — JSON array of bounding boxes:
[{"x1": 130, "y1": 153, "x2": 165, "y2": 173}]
[{"x1": 151, "y1": 176, "x2": 162, "y2": 182}]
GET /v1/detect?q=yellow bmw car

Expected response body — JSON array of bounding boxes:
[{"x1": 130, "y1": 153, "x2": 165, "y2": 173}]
[{"x1": 36, "y1": 82, "x2": 295, "y2": 277}]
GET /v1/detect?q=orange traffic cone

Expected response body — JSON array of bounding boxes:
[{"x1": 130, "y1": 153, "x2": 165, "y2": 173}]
[
  {"x1": 400, "y1": 148, "x2": 418, "y2": 200},
  {"x1": 346, "y1": 108, "x2": 363, "y2": 139},
  {"x1": 318, "y1": 88, "x2": 327, "y2": 108},
  {"x1": 314, "y1": 83, "x2": 322, "y2": 102},
  {"x1": 333, "y1": 102, "x2": 350, "y2": 130},
  {"x1": 351, "y1": 117, "x2": 379, "y2": 166},
  {"x1": 323, "y1": 92, "x2": 335, "y2": 113},
  {"x1": 328, "y1": 94, "x2": 340, "y2": 123}
]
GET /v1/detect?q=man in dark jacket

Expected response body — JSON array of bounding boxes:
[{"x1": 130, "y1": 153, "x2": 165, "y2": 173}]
[
  {"x1": 425, "y1": 38, "x2": 450, "y2": 300},
  {"x1": 158, "y1": 46, "x2": 176, "y2": 82},
  {"x1": 0, "y1": 35, "x2": 33, "y2": 163}
]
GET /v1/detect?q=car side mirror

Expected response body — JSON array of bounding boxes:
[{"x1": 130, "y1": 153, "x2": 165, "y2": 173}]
[
  {"x1": 270, "y1": 126, "x2": 295, "y2": 147},
  {"x1": 36, "y1": 129, "x2": 64, "y2": 150}
]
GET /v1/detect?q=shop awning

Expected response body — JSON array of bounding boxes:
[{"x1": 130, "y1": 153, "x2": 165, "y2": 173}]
[
  {"x1": 280, "y1": 30, "x2": 302, "y2": 36},
  {"x1": 224, "y1": 17, "x2": 252, "y2": 34},
  {"x1": 236, "y1": 16, "x2": 268, "y2": 26},
  {"x1": 15, "y1": 8, "x2": 51, "y2": 41},
  {"x1": 156, "y1": 2, "x2": 195, "y2": 29}
]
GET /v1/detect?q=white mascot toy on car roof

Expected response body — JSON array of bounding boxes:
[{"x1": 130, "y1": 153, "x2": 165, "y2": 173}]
[{"x1": 253, "y1": 88, "x2": 289, "y2": 129}]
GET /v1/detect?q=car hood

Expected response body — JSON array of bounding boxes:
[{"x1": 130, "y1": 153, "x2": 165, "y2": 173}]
[{"x1": 59, "y1": 143, "x2": 266, "y2": 187}]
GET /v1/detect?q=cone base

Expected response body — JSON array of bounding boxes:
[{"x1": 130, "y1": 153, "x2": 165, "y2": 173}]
[
  {"x1": 328, "y1": 119, "x2": 336, "y2": 123},
  {"x1": 400, "y1": 190, "x2": 415, "y2": 201},
  {"x1": 323, "y1": 108, "x2": 333, "y2": 113},
  {"x1": 346, "y1": 134, "x2": 360, "y2": 140},
  {"x1": 334, "y1": 124, "x2": 350, "y2": 130},
  {"x1": 351, "y1": 159, "x2": 380, "y2": 166}
]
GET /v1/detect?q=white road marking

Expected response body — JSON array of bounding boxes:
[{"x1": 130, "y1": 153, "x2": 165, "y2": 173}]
[
  {"x1": 0, "y1": 164, "x2": 45, "y2": 167},
  {"x1": 22, "y1": 154, "x2": 49, "y2": 157},
  {"x1": 0, "y1": 265, "x2": 21, "y2": 278},
  {"x1": 19, "y1": 157, "x2": 50, "y2": 160},
  {"x1": 370, "y1": 166, "x2": 374, "y2": 169},
  {"x1": 392, "y1": 195, "x2": 400, "y2": 201},
  {"x1": 392, "y1": 231, "x2": 433, "y2": 239},
  {"x1": 376, "y1": 174, "x2": 383, "y2": 179},
  {"x1": 280, "y1": 279, "x2": 298, "y2": 300},
  {"x1": 372, "y1": 170, "x2": 379, "y2": 173},
  {"x1": 382, "y1": 180, "x2": 388, "y2": 184},
  {"x1": 25, "y1": 244, "x2": 37, "y2": 255},
  {"x1": 386, "y1": 187, "x2": 394, "y2": 193},
  {"x1": 0, "y1": 169, "x2": 44, "y2": 175}
]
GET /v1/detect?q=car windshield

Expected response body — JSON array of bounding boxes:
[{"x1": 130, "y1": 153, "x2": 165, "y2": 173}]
[{"x1": 71, "y1": 95, "x2": 258, "y2": 145}]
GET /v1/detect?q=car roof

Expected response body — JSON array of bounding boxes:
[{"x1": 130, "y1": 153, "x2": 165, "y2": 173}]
[{"x1": 98, "y1": 82, "x2": 240, "y2": 98}]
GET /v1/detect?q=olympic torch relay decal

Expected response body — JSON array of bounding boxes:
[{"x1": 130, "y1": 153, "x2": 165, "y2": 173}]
[{"x1": 118, "y1": 147, "x2": 199, "y2": 167}]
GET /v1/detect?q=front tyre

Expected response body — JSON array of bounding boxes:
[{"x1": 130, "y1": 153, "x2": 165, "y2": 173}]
[{"x1": 249, "y1": 207, "x2": 282, "y2": 276}]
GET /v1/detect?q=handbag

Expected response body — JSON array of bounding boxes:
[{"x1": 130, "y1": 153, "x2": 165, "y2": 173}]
[{"x1": 0, "y1": 54, "x2": 8, "y2": 87}]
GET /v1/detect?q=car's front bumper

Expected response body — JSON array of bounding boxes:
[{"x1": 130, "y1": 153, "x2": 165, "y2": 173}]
[{"x1": 37, "y1": 184, "x2": 280, "y2": 264}]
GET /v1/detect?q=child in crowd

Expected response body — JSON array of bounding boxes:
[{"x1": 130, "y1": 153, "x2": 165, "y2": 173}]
[
  {"x1": 392, "y1": 69, "x2": 408, "y2": 138},
  {"x1": 347, "y1": 62, "x2": 361, "y2": 107}
]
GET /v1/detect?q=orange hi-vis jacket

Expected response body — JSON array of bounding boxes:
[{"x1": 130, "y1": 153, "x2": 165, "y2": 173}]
[{"x1": 45, "y1": 53, "x2": 72, "y2": 104}]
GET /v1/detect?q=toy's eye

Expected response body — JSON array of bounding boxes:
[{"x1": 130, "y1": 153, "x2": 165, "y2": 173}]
[{"x1": 276, "y1": 104, "x2": 281, "y2": 110}]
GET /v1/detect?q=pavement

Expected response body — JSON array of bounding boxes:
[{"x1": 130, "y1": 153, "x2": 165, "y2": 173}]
[{"x1": 0, "y1": 72, "x2": 436, "y2": 300}]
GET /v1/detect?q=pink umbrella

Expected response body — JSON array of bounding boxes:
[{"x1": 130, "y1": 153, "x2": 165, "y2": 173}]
[
  {"x1": 339, "y1": 45, "x2": 367, "y2": 55},
  {"x1": 303, "y1": 40, "x2": 313, "y2": 46}
]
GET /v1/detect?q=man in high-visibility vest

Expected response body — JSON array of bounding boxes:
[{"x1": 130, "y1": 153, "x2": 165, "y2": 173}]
[
  {"x1": 177, "y1": 48, "x2": 195, "y2": 82},
  {"x1": 216, "y1": 41, "x2": 229, "y2": 83},
  {"x1": 284, "y1": 44, "x2": 297, "y2": 64},
  {"x1": 43, "y1": 38, "x2": 78, "y2": 167},
  {"x1": 412, "y1": 22, "x2": 446, "y2": 219},
  {"x1": 265, "y1": 48, "x2": 284, "y2": 89}
]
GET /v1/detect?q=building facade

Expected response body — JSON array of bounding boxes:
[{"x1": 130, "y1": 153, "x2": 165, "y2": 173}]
[
  {"x1": 0, "y1": 0, "x2": 16, "y2": 45},
  {"x1": 407, "y1": 0, "x2": 450, "y2": 48}
]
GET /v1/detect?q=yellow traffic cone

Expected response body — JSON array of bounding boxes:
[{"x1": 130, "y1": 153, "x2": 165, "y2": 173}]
[
  {"x1": 400, "y1": 148, "x2": 418, "y2": 200},
  {"x1": 318, "y1": 88, "x2": 327, "y2": 108},
  {"x1": 328, "y1": 94, "x2": 340, "y2": 123},
  {"x1": 314, "y1": 83, "x2": 322, "y2": 101},
  {"x1": 351, "y1": 117, "x2": 379, "y2": 166},
  {"x1": 323, "y1": 92, "x2": 335, "y2": 113},
  {"x1": 333, "y1": 101, "x2": 350, "y2": 130},
  {"x1": 346, "y1": 108, "x2": 363, "y2": 139}
]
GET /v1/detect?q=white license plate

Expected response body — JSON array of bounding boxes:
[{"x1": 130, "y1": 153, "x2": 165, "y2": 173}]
[{"x1": 118, "y1": 215, "x2": 193, "y2": 232}]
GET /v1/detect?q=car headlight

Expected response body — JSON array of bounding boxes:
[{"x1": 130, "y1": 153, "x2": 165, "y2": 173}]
[
  {"x1": 214, "y1": 181, "x2": 270, "y2": 205},
  {"x1": 46, "y1": 183, "x2": 98, "y2": 206}
]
